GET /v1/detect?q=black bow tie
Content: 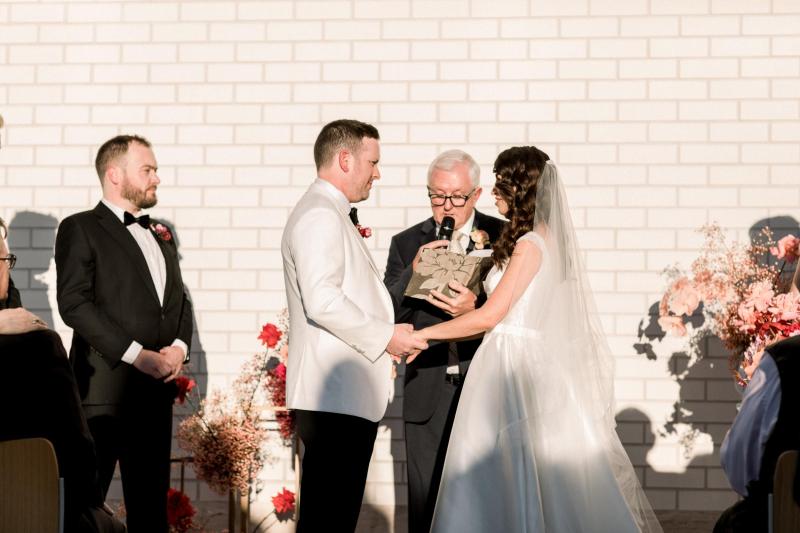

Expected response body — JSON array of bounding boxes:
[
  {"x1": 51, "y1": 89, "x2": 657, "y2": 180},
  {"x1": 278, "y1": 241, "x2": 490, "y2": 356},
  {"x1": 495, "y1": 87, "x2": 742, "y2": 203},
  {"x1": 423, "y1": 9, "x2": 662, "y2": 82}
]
[
  {"x1": 124, "y1": 212, "x2": 150, "y2": 229},
  {"x1": 349, "y1": 207, "x2": 359, "y2": 226}
]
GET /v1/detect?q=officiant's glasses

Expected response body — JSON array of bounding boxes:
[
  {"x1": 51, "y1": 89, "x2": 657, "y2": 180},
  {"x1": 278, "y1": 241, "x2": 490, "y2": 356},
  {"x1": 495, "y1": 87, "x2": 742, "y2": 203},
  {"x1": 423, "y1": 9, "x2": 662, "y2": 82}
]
[
  {"x1": 0, "y1": 254, "x2": 16, "y2": 270},
  {"x1": 428, "y1": 188, "x2": 477, "y2": 207}
]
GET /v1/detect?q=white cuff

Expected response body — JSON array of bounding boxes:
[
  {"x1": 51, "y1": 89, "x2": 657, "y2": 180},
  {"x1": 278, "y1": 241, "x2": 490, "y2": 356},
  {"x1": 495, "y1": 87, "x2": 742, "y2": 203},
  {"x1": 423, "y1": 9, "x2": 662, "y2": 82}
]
[
  {"x1": 121, "y1": 340, "x2": 143, "y2": 364},
  {"x1": 172, "y1": 339, "x2": 189, "y2": 362}
]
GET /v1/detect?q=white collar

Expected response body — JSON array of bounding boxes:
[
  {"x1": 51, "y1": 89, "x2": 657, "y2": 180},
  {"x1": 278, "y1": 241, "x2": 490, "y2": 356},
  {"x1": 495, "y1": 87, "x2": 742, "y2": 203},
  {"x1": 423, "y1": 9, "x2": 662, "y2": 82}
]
[
  {"x1": 314, "y1": 178, "x2": 351, "y2": 216},
  {"x1": 101, "y1": 198, "x2": 146, "y2": 224}
]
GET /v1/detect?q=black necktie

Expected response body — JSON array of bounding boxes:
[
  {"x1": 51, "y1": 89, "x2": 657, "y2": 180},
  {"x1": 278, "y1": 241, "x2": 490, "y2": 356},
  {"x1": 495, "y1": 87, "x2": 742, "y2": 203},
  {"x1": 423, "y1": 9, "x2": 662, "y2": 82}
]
[
  {"x1": 349, "y1": 207, "x2": 359, "y2": 226},
  {"x1": 124, "y1": 212, "x2": 150, "y2": 229}
]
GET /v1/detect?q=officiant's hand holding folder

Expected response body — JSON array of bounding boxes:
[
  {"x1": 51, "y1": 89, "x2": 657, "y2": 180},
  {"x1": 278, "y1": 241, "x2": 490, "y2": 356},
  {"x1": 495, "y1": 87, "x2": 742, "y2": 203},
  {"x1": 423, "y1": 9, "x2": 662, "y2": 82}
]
[{"x1": 404, "y1": 247, "x2": 494, "y2": 301}]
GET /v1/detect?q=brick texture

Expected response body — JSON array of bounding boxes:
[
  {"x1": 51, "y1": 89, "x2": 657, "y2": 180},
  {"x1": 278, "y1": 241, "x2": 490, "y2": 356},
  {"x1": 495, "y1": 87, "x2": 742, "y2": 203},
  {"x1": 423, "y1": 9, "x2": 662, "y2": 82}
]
[{"x1": 1, "y1": 0, "x2": 798, "y2": 525}]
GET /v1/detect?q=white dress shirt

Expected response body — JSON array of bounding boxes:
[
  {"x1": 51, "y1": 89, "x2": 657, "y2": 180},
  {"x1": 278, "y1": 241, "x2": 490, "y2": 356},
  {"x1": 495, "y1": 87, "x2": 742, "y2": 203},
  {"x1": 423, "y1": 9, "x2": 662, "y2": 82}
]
[
  {"x1": 720, "y1": 354, "x2": 781, "y2": 496},
  {"x1": 436, "y1": 211, "x2": 475, "y2": 254},
  {"x1": 100, "y1": 198, "x2": 188, "y2": 364}
]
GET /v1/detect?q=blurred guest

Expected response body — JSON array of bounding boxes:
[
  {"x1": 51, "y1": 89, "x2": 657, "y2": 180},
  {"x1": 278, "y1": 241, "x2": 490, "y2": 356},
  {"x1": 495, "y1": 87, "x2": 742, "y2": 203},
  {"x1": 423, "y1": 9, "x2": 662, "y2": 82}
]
[
  {"x1": 0, "y1": 215, "x2": 125, "y2": 533},
  {"x1": 715, "y1": 336, "x2": 800, "y2": 533}
]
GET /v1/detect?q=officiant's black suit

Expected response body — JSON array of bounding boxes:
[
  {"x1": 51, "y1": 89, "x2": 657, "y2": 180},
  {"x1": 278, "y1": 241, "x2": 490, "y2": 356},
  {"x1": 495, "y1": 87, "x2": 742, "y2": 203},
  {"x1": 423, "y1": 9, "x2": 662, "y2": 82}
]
[
  {"x1": 55, "y1": 202, "x2": 193, "y2": 533},
  {"x1": 384, "y1": 210, "x2": 505, "y2": 533}
]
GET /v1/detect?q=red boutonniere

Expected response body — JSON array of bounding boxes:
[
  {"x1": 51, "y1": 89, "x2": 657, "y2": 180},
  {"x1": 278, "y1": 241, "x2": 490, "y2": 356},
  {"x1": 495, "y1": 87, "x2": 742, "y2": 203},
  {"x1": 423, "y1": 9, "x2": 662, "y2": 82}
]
[
  {"x1": 356, "y1": 224, "x2": 372, "y2": 239},
  {"x1": 152, "y1": 223, "x2": 173, "y2": 242}
]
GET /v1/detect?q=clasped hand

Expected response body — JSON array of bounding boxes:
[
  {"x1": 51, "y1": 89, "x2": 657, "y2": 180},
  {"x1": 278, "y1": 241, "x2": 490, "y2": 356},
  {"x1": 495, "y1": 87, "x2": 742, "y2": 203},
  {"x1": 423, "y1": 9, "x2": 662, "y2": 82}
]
[{"x1": 132, "y1": 345, "x2": 185, "y2": 382}]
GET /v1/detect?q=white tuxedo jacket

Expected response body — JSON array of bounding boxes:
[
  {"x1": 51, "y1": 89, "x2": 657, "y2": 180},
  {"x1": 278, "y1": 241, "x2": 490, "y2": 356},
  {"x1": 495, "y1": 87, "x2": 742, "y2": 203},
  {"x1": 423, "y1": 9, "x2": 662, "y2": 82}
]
[{"x1": 281, "y1": 179, "x2": 395, "y2": 422}]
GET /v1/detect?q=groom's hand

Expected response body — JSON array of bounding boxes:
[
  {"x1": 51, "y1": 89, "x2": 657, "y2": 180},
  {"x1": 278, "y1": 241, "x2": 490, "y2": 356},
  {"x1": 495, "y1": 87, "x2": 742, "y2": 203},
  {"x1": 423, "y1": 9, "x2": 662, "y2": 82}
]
[
  {"x1": 427, "y1": 280, "x2": 476, "y2": 317},
  {"x1": 386, "y1": 323, "x2": 428, "y2": 358}
]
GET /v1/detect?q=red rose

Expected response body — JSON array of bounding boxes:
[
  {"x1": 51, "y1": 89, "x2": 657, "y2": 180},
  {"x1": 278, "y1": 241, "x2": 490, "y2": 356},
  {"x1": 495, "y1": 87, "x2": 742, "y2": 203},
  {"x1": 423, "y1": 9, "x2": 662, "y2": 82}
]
[
  {"x1": 273, "y1": 362, "x2": 287, "y2": 380},
  {"x1": 166, "y1": 488, "x2": 196, "y2": 533},
  {"x1": 258, "y1": 323, "x2": 282, "y2": 348},
  {"x1": 174, "y1": 376, "x2": 196, "y2": 405},
  {"x1": 271, "y1": 487, "x2": 296, "y2": 515}
]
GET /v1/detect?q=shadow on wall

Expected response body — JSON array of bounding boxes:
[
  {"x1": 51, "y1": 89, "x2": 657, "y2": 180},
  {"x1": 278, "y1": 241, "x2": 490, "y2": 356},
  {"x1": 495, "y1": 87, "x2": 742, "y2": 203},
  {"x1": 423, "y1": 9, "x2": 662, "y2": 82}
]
[
  {"x1": 8, "y1": 211, "x2": 59, "y2": 328},
  {"x1": 628, "y1": 215, "x2": 800, "y2": 512}
]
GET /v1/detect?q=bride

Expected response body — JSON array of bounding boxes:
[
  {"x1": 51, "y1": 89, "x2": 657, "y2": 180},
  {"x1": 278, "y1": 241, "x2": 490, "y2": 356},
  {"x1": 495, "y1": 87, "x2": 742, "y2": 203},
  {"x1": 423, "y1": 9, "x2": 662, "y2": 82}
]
[{"x1": 410, "y1": 147, "x2": 663, "y2": 532}]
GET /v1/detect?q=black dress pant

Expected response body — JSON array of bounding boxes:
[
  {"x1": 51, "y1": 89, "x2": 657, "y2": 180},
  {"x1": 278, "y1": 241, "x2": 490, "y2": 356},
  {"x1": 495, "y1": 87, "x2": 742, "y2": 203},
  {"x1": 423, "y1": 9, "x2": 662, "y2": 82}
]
[
  {"x1": 88, "y1": 398, "x2": 173, "y2": 533},
  {"x1": 404, "y1": 378, "x2": 462, "y2": 533},
  {"x1": 295, "y1": 409, "x2": 379, "y2": 533}
]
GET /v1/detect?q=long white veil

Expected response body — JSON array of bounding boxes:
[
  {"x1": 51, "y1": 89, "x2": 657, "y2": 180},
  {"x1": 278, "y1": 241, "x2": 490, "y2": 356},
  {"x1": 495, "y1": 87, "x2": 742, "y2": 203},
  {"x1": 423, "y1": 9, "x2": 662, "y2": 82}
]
[
  {"x1": 515, "y1": 161, "x2": 662, "y2": 532},
  {"x1": 533, "y1": 161, "x2": 617, "y2": 428}
]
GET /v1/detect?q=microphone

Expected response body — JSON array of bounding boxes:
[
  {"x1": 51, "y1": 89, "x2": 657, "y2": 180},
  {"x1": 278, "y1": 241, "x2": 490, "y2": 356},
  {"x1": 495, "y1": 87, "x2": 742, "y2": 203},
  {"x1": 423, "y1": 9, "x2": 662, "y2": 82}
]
[{"x1": 437, "y1": 216, "x2": 455, "y2": 241}]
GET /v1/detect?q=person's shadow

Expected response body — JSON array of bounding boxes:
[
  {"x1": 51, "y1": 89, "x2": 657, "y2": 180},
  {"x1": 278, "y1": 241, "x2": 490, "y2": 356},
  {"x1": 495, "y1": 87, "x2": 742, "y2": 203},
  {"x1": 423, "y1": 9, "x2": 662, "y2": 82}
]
[{"x1": 8, "y1": 211, "x2": 59, "y2": 328}]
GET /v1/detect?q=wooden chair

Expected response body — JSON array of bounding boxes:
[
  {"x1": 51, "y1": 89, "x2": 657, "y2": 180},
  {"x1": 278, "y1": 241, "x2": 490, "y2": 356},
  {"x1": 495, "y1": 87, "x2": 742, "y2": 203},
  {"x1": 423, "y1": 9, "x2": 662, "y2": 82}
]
[
  {"x1": 0, "y1": 438, "x2": 64, "y2": 533},
  {"x1": 773, "y1": 450, "x2": 800, "y2": 533}
]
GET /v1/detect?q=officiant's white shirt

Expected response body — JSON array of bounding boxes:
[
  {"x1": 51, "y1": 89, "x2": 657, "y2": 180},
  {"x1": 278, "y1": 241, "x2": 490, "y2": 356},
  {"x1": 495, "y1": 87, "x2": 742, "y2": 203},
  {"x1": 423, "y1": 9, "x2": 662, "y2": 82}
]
[{"x1": 281, "y1": 179, "x2": 395, "y2": 422}]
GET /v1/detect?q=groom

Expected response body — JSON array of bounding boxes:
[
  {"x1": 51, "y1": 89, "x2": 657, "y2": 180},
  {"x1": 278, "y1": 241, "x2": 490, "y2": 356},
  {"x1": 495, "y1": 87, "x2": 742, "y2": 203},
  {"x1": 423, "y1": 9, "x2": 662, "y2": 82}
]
[
  {"x1": 55, "y1": 135, "x2": 193, "y2": 533},
  {"x1": 384, "y1": 149, "x2": 506, "y2": 533},
  {"x1": 282, "y1": 119, "x2": 427, "y2": 532}
]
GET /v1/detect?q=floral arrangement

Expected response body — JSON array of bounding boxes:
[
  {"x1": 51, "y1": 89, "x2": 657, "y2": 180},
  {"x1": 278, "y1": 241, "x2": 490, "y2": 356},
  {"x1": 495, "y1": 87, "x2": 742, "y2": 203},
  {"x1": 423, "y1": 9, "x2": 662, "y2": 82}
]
[
  {"x1": 658, "y1": 225, "x2": 800, "y2": 385},
  {"x1": 175, "y1": 311, "x2": 295, "y2": 496}
]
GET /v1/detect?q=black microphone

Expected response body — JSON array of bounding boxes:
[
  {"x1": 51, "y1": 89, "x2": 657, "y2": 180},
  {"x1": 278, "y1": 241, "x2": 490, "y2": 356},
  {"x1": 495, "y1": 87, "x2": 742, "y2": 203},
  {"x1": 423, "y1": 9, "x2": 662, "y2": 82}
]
[{"x1": 437, "y1": 216, "x2": 455, "y2": 241}]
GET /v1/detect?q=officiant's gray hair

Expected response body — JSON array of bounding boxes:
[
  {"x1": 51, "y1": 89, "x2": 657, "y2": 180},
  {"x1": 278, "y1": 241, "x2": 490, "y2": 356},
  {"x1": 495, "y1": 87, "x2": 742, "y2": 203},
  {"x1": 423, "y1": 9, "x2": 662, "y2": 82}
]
[
  {"x1": 314, "y1": 119, "x2": 380, "y2": 171},
  {"x1": 0, "y1": 217, "x2": 6, "y2": 239},
  {"x1": 427, "y1": 150, "x2": 480, "y2": 188}
]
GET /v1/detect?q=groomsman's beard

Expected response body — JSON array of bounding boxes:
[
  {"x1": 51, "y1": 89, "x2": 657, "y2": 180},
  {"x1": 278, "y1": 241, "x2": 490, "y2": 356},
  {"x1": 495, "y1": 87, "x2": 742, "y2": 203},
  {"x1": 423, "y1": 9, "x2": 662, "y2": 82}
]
[{"x1": 121, "y1": 178, "x2": 158, "y2": 209}]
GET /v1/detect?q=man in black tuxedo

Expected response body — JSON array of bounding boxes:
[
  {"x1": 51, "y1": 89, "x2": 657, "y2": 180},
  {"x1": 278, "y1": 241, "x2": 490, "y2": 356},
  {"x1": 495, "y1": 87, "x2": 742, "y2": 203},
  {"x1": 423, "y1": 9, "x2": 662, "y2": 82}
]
[
  {"x1": 384, "y1": 150, "x2": 506, "y2": 533},
  {"x1": 55, "y1": 135, "x2": 193, "y2": 533}
]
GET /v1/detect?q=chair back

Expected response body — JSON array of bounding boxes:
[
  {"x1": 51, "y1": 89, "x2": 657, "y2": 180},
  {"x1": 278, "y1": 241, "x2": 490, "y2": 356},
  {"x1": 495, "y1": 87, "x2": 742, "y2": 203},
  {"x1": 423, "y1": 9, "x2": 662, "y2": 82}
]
[
  {"x1": 773, "y1": 450, "x2": 800, "y2": 533},
  {"x1": 0, "y1": 438, "x2": 62, "y2": 533}
]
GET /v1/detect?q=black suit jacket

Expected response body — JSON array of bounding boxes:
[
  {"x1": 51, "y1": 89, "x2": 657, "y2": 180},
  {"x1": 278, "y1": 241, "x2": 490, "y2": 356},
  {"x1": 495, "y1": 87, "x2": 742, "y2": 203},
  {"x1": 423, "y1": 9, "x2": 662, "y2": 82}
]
[
  {"x1": 384, "y1": 210, "x2": 505, "y2": 422},
  {"x1": 55, "y1": 202, "x2": 193, "y2": 415}
]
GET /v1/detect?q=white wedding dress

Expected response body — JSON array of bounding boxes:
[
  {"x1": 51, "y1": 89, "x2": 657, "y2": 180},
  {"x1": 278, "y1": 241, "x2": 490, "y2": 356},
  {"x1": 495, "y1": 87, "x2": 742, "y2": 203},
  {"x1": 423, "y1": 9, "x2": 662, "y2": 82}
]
[{"x1": 429, "y1": 166, "x2": 662, "y2": 533}]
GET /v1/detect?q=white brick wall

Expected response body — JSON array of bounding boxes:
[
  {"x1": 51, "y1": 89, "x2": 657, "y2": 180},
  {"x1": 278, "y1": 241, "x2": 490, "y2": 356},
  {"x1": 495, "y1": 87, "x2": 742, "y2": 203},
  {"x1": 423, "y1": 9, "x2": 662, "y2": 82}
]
[{"x1": 2, "y1": 0, "x2": 799, "y2": 525}]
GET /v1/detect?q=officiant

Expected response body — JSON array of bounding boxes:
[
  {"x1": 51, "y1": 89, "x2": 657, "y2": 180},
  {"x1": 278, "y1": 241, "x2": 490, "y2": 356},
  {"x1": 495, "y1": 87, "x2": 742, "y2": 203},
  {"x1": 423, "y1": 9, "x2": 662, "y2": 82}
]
[{"x1": 383, "y1": 150, "x2": 505, "y2": 533}]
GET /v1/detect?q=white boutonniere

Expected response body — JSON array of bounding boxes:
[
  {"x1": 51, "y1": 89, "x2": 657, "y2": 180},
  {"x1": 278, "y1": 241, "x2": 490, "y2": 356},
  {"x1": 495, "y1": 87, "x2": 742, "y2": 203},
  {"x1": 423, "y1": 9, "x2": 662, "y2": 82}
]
[{"x1": 469, "y1": 228, "x2": 490, "y2": 250}]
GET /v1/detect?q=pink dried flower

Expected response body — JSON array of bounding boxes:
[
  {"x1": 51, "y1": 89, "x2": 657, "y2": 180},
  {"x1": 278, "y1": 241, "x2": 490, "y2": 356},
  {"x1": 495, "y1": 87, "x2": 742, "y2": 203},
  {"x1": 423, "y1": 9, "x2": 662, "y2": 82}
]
[
  {"x1": 769, "y1": 291, "x2": 800, "y2": 322},
  {"x1": 658, "y1": 315, "x2": 687, "y2": 336},
  {"x1": 770, "y1": 234, "x2": 800, "y2": 262}
]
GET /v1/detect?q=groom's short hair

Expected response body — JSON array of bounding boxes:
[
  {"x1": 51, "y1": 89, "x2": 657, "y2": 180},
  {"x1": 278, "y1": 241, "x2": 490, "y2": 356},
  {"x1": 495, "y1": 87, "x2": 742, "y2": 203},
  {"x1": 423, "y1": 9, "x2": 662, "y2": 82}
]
[
  {"x1": 95, "y1": 134, "x2": 152, "y2": 182},
  {"x1": 0, "y1": 217, "x2": 6, "y2": 239},
  {"x1": 314, "y1": 119, "x2": 380, "y2": 171}
]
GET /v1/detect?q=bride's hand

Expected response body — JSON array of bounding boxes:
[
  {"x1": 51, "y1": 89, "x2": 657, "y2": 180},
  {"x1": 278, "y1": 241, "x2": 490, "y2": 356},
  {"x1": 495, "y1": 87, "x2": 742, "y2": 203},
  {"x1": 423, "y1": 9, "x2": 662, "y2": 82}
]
[{"x1": 405, "y1": 330, "x2": 429, "y2": 364}]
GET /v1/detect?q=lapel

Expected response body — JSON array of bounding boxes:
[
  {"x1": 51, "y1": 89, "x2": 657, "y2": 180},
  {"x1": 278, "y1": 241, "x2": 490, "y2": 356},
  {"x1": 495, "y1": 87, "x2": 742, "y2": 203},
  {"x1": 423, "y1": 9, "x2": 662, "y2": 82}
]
[
  {"x1": 151, "y1": 224, "x2": 177, "y2": 309},
  {"x1": 341, "y1": 208, "x2": 383, "y2": 280},
  {"x1": 419, "y1": 217, "x2": 438, "y2": 247},
  {"x1": 93, "y1": 202, "x2": 161, "y2": 306}
]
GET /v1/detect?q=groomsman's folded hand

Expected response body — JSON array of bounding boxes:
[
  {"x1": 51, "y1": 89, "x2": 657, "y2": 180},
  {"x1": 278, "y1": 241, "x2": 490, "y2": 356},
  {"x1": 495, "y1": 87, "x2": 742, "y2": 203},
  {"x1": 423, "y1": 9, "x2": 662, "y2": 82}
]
[
  {"x1": 132, "y1": 348, "x2": 175, "y2": 380},
  {"x1": 159, "y1": 345, "x2": 186, "y2": 382}
]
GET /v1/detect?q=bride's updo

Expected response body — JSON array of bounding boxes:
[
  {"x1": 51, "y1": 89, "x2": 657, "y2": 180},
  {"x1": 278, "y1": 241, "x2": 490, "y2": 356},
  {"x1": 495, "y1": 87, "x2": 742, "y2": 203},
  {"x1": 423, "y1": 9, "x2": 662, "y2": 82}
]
[{"x1": 491, "y1": 146, "x2": 550, "y2": 267}]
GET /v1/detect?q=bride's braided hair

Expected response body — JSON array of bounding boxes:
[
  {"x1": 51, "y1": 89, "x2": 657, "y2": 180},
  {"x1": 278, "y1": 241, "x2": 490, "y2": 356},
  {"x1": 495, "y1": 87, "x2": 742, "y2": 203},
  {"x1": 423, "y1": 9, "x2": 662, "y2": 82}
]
[{"x1": 491, "y1": 146, "x2": 550, "y2": 268}]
